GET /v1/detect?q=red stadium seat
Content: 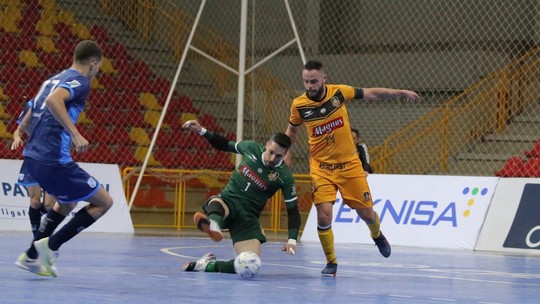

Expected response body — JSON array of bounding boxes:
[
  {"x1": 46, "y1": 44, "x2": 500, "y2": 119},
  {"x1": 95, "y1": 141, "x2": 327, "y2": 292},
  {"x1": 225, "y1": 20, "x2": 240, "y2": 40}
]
[
  {"x1": 169, "y1": 95, "x2": 199, "y2": 114},
  {"x1": 522, "y1": 158, "x2": 540, "y2": 177},
  {"x1": 524, "y1": 139, "x2": 540, "y2": 158},
  {"x1": 2, "y1": 83, "x2": 26, "y2": 102},
  {"x1": 495, "y1": 156, "x2": 524, "y2": 177},
  {"x1": 0, "y1": 65, "x2": 23, "y2": 83},
  {"x1": 39, "y1": 51, "x2": 69, "y2": 71},
  {"x1": 115, "y1": 145, "x2": 137, "y2": 166},
  {"x1": 89, "y1": 25, "x2": 112, "y2": 43}
]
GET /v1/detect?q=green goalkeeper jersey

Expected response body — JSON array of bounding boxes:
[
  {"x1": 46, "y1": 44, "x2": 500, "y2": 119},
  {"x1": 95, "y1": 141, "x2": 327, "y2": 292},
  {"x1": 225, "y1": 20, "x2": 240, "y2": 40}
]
[{"x1": 220, "y1": 140, "x2": 297, "y2": 217}]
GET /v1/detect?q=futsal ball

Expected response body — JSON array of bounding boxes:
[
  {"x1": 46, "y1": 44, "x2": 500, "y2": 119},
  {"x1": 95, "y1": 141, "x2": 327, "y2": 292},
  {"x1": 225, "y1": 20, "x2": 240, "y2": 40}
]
[{"x1": 234, "y1": 251, "x2": 262, "y2": 278}]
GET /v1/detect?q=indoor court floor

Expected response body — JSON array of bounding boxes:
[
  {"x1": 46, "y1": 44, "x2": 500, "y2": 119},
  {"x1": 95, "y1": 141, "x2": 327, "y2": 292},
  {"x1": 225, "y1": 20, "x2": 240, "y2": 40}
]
[{"x1": 1, "y1": 231, "x2": 539, "y2": 304}]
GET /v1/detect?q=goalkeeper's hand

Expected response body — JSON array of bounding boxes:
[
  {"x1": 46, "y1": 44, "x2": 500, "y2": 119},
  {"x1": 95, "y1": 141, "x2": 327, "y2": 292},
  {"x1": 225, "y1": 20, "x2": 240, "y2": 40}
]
[{"x1": 282, "y1": 239, "x2": 297, "y2": 255}]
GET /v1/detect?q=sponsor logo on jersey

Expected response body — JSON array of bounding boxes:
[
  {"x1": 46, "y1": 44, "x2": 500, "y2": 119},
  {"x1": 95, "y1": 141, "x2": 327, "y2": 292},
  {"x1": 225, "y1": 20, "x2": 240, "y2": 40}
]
[
  {"x1": 304, "y1": 110, "x2": 314, "y2": 117},
  {"x1": 331, "y1": 96, "x2": 341, "y2": 107},
  {"x1": 312, "y1": 117, "x2": 344, "y2": 137},
  {"x1": 239, "y1": 165, "x2": 268, "y2": 190},
  {"x1": 67, "y1": 79, "x2": 82, "y2": 88},
  {"x1": 268, "y1": 171, "x2": 279, "y2": 181}
]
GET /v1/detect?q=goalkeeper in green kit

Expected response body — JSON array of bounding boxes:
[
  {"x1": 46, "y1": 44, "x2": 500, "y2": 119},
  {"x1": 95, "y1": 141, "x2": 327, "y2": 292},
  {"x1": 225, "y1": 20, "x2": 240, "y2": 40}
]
[{"x1": 181, "y1": 120, "x2": 301, "y2": 274}]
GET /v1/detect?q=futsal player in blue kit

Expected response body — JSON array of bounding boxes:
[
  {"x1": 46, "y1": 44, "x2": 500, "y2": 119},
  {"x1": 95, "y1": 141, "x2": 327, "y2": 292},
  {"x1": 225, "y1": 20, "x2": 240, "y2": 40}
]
[
  {"x1": 11, "y1": 104, "x2": 56, "y2": 238},
  {"x1": 15, "y1": 40, "x2": 113, "y2": 277}
]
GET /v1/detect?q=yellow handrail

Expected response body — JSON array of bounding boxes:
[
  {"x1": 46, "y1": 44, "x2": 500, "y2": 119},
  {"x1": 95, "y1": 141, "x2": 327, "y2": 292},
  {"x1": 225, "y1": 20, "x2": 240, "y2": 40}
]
[{"x1": 374, "y1": 45, "x2": 540, "y2": 174}]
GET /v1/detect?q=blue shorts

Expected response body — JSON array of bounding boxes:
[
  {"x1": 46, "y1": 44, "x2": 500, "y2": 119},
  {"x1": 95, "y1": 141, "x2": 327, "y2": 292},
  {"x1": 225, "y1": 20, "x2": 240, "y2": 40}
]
[
  {"x1": 18, "y1": 158, "x2": 101, "y2": 204},
  {"x1": 17, "y1": 169, "x2": 39, "y2": 186}
]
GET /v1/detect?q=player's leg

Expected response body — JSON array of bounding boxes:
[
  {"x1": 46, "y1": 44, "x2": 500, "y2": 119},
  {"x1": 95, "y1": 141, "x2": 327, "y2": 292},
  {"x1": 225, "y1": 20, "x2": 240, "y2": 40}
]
[
  {"x1": 310, "y1": 159, "x2": 340, "y2": 275},
  {"x1": 206, "y1": 234, "x2": 263, "y2": 274},
  {"x1": 42, "y1": 186, "x2": 113, "y2": 253},
  {"x1": 32, "y1": 162, "x2": 112, "y2": 276},
  {"x1": 27, "y1": 185, "x2": 45, "y2": 238},
  {"x1": 193, "y1": 196, "x2": 230, "y2": 241},
  {"x1": 355, "y1": 206, "x2": 390, "y2": 257},
  {"x1": 340, "y1": 159, "x2": 391, "y2": 257},
  {"x1": 43, "y1": 191, "x2": 55, "y2": 210},
  {"x1": 184, "y1": 216, "x2": 264, "y2": 274}
]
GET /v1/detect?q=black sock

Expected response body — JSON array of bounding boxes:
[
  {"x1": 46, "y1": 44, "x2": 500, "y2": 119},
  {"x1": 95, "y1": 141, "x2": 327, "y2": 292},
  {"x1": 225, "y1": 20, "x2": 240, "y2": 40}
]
[
  {"x1": 27, "y1": 209, "x2": 66, "y2": 259},
  {"x1": 28, "y1": 205, "x2": 42, "y2": 239},
  {"x1": 48, "y1": 208, "x2": 95, "y2": 251},
  {"x1": 39, "y1": 203, "x2": 47, "y2": 215}
]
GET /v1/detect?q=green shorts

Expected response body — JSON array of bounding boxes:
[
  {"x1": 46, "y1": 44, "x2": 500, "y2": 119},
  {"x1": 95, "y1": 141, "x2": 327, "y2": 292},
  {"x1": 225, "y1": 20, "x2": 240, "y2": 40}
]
[{"x1": 210, "y1": 195, "x2": 267, "y2": 245}]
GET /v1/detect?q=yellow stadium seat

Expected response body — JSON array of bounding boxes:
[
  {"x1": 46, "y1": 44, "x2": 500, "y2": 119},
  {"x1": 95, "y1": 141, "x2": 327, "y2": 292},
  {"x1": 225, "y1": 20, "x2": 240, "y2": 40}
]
[
  {"x1": 100, "y1": 57, "x2": 117, "y2": 74},
  {"x1": 134, "y1": 146, "x2": 161, "y2": 166},
  {"x1": 0, "y1": 0, "x2": 22, "y2": 6},
  {"x1": 139, "y1": 93, "x2": 163, "y2": 110},
  {"x1": 19, "y1": 50, "x2": 44, "y2": 68},
  {"x1": 78, "y1": 112, "x2": 93, "y2": 125},
  {"x1": 144, "y1": 111, "x2": 170, "y2": 129},
  {"x1": 0, "y1": 86, "x2": 9, "y2": 100},
  {"x1": 40, "y1": 8, "x2": 58, "y2": 23},
  {"x1": 0, "y1": 121, "x2": 13, "y2": 139},
  {"x1": 180, "y1": 112, "x2": 198, "y2": 125},
  {"x1": 39, "y1": 0, "x2": 57, "y2": 9},
  {"x1": 91, "y1": 78, "x2": 105, "y2": 90},
  {"x1": 72, "y1": 22, "x2": 92, "y2": 39},
  {"x1": 0, "y1": 104, "x2": 12, "y2": 119},
  {"x1": 129, "y1": 127, "x2": 151, "y2": 146},
  {"x1": 0, "y1": 11, "x2": 21, "y2": 33},
  {"x1": 58, "y1": 10, "x2": 76, "y2": 25},
  {"x1": 5, "y1": 4, "x2": 22, "y2": 22},
  {"x1": 36, "y1": 36, "x2": 60, "y2": 53},
  {"x1": 36, "y1": 19, "x2": 58, "y2": 36}
]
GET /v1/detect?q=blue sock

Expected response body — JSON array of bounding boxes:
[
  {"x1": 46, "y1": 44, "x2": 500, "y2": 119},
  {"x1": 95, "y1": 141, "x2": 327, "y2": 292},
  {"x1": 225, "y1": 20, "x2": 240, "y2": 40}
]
[{"x1": 49, "y1": 208, "x2": 95, "y2": 251}]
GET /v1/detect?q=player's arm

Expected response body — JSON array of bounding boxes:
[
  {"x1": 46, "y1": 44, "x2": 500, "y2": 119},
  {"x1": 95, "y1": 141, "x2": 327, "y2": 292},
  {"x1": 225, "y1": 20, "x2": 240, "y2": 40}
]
[
  {"x1": 281, "y1": 181, "x2": 301, "y2": 256},
  {"x1": 11, "y1": 125, "x2": 24, "y2": 150},
  {"x1": 45, "y1": 87, "x2": 89, "y2": 153},
  {"x1": 182, "y1": 120, "x2": 236, "y2": 153},
  {"x1": 17, "y1": 103, "x2": 33, "y2": 136},
  {"x1": 284, "y1": 123, "x2": 300, "y2": 165},
  {"x1": 360, "y1": 87, "x2": 420, "y2": 102}
]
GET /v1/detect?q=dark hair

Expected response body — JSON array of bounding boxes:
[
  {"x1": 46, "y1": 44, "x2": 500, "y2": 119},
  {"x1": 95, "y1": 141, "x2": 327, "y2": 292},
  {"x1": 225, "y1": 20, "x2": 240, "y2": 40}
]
[
  {"x1": 304, "y1": 60, "x2": 323, "y2": 71},
  {"x1": 73, "y1": 40, "x2": 103, "y2": 64},
  {"x1": 270, "y1": 132, "x2": 292, "y2": 150},
  {"x1": 351, "y1": 128, "x2": 359, "y2": 136}
]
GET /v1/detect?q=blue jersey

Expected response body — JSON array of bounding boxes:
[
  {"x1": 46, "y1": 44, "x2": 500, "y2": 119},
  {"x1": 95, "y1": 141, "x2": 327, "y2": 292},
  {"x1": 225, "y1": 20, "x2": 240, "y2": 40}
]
[
  {"x1": 23, "y1": 68, "x2": 91, "y2": 164},
  {"x1": 16, "y1": 100, "x2": 33, "y2": 125}
]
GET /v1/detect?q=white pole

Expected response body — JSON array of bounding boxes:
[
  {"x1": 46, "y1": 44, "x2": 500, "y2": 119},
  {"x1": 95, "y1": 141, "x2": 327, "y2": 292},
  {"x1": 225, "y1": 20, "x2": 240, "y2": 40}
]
[
  {"x1": 284, "y1": 0, "x2": 306, "y2": 64},
  {"x1": 235, "y1": 0, "x2": 248, "y2": 166},
  {"x1": 128, "y1": 0, "x2": 207, "y2": 211}
]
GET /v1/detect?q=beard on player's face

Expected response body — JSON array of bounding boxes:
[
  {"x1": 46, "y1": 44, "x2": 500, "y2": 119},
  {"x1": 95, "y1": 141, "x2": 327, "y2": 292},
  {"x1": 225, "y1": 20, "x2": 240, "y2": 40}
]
[{"x1": 306, "y1": 85, "x2": 325, "y2": 100}]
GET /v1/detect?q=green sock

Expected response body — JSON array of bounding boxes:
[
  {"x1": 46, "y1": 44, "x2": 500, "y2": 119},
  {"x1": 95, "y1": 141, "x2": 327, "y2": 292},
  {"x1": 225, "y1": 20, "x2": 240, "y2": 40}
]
[{"x1": 206, "y1": 259, "x2": 235, "y2": 273}]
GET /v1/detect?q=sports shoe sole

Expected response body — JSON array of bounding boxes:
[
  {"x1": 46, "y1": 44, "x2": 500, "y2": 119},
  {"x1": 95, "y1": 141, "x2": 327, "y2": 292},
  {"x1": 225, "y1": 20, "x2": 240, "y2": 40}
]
[
  {"x1": 193, "y1": 212, "x2": 222, "y2": 242},
  {"x1": 15, "y1": 253, "x2": 51, "y2": 277}
]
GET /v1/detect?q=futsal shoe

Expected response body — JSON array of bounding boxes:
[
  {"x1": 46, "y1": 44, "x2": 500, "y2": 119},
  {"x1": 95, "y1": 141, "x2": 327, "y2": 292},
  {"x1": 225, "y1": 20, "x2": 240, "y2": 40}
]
[
  {"x1": 321, "y1": 262, "x2": 337, "y2": 276},
  {"x1": 15, "y1": 252, "x2": 51, "y2": 276},
  {"x1": 34, "y1": 237, "x2": 59, "y2": 277},
  {"x1": 182, "y1": 253, "x2": 217, "y2": 272},
  {"x1": 373, "y1": 232, "x2": 391, "y2": 257},
  {"x1": 193, "y1": 212, "x2": 223, "y2": 242}
]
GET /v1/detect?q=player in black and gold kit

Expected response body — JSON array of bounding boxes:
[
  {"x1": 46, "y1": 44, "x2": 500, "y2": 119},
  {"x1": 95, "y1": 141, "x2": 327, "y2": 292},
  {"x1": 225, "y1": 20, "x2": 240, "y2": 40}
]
[
  {"x1": 181, "y1": 120, "x2": 300, "y2": 275},
  {"x1": 285, "y1": 60, "x2": 420, "y2": 276}
]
